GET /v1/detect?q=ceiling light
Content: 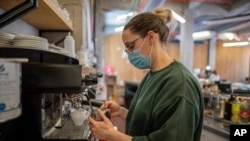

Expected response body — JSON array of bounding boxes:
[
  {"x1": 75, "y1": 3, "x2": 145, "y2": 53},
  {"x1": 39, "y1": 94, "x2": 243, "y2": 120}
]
[
  {"x1": 127, "y1": 12, "x2": 134, "y2": 16},
  {"x1": 193, "y1": 31, "x2": 210, "y2": 38},
  {"x1": 192, "y1": 30, "x2": 216, "y2": 40},
  {"x1": 116, "y1": 14, "x2": 128, "y2": 20},
  {"x1": 171, "y1": 10, "x2": 185, "y2": 23},
  {"x1": 202, "y1": 15, "x2": 250, "y2": 25},
  {"x1": 218, "y1": 32, "x2": 240, "y2": 41},
  {"x1": 223, "y1": 41, "x2": 249, "y2": 47},
  {"x1": 225, "y1": 33, "x2": 235, "y2": 40},
  {"x1": 114, "y1": 26, "x2": 124, "y2": 32},
  {"x1": 115, "y1": 12, "x2": 135, "y2": 20},
  {"x1": 174, "y1": 30, "x2": 216, "y2": 41}
]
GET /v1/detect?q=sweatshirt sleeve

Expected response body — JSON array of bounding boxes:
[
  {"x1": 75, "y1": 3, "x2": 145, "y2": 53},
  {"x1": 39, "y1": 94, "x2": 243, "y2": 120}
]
[{"x1": 132, "y1": 97, "x2": 201, "y2": 141}]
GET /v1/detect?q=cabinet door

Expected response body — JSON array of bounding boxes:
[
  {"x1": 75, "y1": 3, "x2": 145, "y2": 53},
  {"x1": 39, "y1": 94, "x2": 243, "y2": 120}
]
[{"x1": 201, "y1": 128, "x2": 229, "y2": 141}]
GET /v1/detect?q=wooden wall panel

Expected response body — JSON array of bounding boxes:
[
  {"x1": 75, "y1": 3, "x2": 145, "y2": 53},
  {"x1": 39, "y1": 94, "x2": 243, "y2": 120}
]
[
  {"x1": 215, "y1": 40, "x2": 250, "y2": 82},
  {"x1": 165, "y1": 41, "x2": 209, "y2": 71},
  {"x1": 104, "y1": 34, "x2": 147, "y2": 84},
  {"x1": 193, "y1": 41, "x2": 209, "y2": 70}
]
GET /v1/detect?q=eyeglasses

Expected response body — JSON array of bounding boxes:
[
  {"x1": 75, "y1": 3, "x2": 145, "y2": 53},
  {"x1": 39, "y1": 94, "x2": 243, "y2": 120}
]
[{"x1": 124, "y1": 37, "x2": 141, "y2": 54}]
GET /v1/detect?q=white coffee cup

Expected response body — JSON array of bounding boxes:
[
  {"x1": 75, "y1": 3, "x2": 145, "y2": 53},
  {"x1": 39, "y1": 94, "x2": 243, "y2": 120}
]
[{"x1": 70, "y1": 108, "x2": 89, "y2": 126}]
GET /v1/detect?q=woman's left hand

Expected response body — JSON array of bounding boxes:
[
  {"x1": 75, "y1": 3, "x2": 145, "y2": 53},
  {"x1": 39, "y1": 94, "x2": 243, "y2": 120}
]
[{"x1": 88, "y1": 109, "x2": 116, "y2": 140}]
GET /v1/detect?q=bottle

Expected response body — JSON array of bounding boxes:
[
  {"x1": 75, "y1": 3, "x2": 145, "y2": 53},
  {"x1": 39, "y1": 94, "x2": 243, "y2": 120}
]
[
  {"x1": 212, "y1": 95, "x2": 220, "y2": 118},
  {"x1": 231, "y1": 96, "x2": 240, "y2": 123},
  {"x1": 224, "y1": 94, "x2": 235, "y2": 120},
  {"x1": 218, "y1": 96, "x2": 225, "y2": 118},
  {"x1": 240, "y1": 98, "x2": 249, "y2": 123},
  {"x1": 64, "y1": 32, "x2": 75, "y2": 57}
]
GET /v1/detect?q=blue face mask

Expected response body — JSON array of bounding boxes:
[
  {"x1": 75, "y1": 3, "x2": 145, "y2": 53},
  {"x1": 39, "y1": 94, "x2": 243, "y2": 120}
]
[{"x1": 127, "y1": 38, "x2": 152, "y2": 69}]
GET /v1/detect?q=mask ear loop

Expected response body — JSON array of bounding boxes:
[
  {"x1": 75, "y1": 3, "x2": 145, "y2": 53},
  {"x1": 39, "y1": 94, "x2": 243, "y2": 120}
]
[
  {"x1": 149, "y1": 44, "x2": 153, "y2": 68},
  {"x1": 139, "y1": 37, "x2": 146, "y2": 52},
  {"x1": 149, "y1": 43, "x2": 153, "y2": 56}
]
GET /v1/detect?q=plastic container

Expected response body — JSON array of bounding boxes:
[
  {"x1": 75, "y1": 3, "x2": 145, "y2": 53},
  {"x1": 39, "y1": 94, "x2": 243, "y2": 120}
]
[
  {"x1": 0, "y1": 58, "x2": 27, "y2": 123},
  {"x1": 64, "y1": 32, "x2": 75, "y2": 57}
]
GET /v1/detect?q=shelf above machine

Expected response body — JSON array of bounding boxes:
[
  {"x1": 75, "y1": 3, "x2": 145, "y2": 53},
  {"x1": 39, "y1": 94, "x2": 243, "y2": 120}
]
[{"x1": 0, "y1": 0, "x2": 73, "y2": 30}]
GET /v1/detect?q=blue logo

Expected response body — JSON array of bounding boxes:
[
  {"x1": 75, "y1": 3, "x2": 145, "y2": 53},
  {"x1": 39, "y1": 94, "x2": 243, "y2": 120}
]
[{"x1": 0, "y1": 103, "x2": 6, "y2": 111}]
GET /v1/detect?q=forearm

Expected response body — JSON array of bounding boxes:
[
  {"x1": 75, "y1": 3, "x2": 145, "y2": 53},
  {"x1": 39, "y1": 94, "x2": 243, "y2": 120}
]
[{"x1": 118, "y1": 106, "x2": 128, "y2": 120}]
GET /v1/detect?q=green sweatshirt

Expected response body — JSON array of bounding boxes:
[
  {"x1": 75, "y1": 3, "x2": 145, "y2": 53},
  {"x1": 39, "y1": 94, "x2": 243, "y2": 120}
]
[{"x1": 126, "y1": 60, "x2": 204, "y2": 141}]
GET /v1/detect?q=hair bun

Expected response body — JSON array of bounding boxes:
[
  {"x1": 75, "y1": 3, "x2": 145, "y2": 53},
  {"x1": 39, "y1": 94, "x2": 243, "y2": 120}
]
[{"x1": 152, "y1": 7, "x2": 172, "y2": 24}]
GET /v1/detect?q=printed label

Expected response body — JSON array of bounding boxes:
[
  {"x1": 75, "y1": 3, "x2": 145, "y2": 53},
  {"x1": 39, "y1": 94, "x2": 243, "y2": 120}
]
[
  {"x1": 240, "y1": 111, "x2": 249, "y2": 118},
  {"x1": 0, "y1": 61, "x2": 21, "y2": 122}
]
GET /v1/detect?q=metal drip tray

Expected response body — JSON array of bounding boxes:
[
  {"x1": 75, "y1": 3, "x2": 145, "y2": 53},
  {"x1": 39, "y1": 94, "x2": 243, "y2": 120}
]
[
  {"x1": 42, "y1": 118, "x2": 89, "y2": 140},
  {"x1": 41, "y1": 99, "x2": 103, "y2": 140}
]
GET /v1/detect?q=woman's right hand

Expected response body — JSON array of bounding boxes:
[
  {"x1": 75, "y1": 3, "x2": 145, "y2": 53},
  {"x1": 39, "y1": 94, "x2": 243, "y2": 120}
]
[{"x1": 101, "y1": 101, "x2": 122, "y2": 118}]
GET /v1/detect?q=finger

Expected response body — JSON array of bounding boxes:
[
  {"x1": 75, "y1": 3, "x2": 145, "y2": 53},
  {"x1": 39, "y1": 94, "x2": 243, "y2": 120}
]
[
  {"x1": 100, "y1": 101, "x2": 106, "y2": 108},
  {"x1": 102, "y1": 101, "x2": 110, "y2": 108},
  {"x1": 100, "y1": 104, "x2": 105, "y2": 108},
  {"x1": 88, "y1": 116, "x2": 96, "y2": 124},
  {"x1": 97, "y1": 109, "x2": 110, "y2": 123}
]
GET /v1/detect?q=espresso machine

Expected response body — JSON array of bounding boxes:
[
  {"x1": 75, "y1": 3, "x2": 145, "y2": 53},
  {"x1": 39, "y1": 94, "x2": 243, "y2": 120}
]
[{"x1": 0, "y1": 47, "x2": 104, "y2": 141}]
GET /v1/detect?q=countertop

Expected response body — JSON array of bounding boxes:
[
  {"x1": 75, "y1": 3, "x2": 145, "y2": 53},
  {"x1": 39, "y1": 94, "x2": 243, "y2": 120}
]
[
  {"x1": 203, "y1": 115, "x2": 230, "y2": 139},
  {"x1": 42, "y1": 112, "x2": 244, "y2": 140}
]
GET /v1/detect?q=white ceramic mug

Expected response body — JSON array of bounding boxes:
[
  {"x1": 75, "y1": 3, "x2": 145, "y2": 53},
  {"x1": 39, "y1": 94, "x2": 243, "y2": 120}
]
[{"x1": 70, "y1": 108, "x2": 89, "y2": 126}]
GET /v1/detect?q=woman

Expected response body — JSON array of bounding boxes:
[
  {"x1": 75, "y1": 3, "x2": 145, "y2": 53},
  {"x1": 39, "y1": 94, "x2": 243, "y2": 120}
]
[{"x1": 88, "y1": 7, "x2": 204, "y2": 141}]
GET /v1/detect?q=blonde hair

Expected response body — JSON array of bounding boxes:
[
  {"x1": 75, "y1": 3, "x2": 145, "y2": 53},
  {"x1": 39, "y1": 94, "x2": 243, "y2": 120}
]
[
  {"x1": 124, "y1": 7, "x2": 175, "y2": 43},
  {"x1": 152, "y1": 7, "x2": 172, "y2": 24},
  {"x1": 152, "y1": 7, "x2": 177, "y2": 32}
]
